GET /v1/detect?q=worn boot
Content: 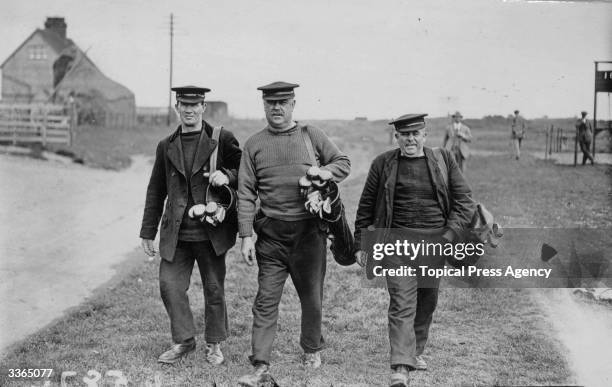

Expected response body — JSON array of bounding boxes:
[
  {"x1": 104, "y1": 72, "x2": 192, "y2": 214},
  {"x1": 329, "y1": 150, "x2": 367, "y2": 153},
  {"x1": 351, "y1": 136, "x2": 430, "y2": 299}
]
[
  {"x1": 157, "y1": 340, "x2": 196, "y2": 364},
  {"x1": 415, "y1": 355, "x2": 427, "y2": 371},
  {"x1": 237, "y1": 363, "x2": 274, "y2": 387},
  {"x1": 302, "y1": 351, "x2": 322, "y2": 369},
  {"x1": 205, "y1": 343, "x2": 224, "y2": 365},
  {"x1": 389, "y1": 364, "x2": 410, "y2": 387}
]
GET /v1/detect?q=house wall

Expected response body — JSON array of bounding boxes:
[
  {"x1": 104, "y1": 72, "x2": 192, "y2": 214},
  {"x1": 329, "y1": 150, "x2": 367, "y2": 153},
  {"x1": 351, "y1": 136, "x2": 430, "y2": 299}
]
[{"x1": 1, "y1": 32, "x2": 58, "y2": 102}]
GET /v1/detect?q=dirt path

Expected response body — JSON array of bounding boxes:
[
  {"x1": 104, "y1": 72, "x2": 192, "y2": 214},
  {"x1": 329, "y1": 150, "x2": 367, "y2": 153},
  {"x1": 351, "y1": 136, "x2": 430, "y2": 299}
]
[
  {"x1": 471, "y1": 152, "x2": 612, "y2": 387},
  {"x1": 0, "y1": 154, "x2": 151, "y2": 354},
  {"x1": 533, "y1": 289, "x2": 612, "y2": 387}
]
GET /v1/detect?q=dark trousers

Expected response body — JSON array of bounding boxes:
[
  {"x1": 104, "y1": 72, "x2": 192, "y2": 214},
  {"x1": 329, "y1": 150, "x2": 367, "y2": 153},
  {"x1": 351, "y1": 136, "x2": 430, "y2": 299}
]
[
  {"x1": 579, "y1": 140, "x2": 594, "y2": 165},
  {"x1": 250, "y1": 217, "x2": 327, "y2": 365},
  {"x1": 387, "y1": 278, "x2": 440, "y2": 368},
  {"x1": 384, "y1": 230, "x2": 445, "y2": 369},
  {"x1": 159, "y1": 240, "x2": 228, "y2": 344}
]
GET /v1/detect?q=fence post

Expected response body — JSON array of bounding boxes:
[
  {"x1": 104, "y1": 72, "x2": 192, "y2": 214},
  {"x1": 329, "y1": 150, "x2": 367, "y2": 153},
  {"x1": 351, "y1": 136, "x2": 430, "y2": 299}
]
[
  {"x1": 42, "y1": 106, "x2": 47, "y2": 147},
  {"x1": 9, "y1": 105, "x2": 16, "y2": 145},
  {"x1": 548, "y1": 126, "x2": 552, "y2": 155},
  {"x1": 574, "y1": 125, "x2": 578, "y2": 167},
  {"x1": 544, "y1": 127, "x2": 548, "y2": 159}
]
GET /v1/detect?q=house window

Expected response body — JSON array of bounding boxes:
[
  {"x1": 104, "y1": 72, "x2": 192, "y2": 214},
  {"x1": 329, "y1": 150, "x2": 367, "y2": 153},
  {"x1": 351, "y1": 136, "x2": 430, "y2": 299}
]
[{"x1": 28, "y1": 45, "x2": 47, "y2": 60}]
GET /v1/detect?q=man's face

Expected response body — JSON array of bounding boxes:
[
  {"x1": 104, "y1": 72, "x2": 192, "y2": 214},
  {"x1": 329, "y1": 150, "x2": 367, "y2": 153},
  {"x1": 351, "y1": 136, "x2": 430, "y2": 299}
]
[
  {"x1": 453, "y1": 115, "x2": 462, "y2": 124},
  {"x1": 263, "y1": 98, "x2": 295, "y2": 129},
  {"x1": 395, "y1": 128, "x2": 427, "y2": 157},
  {"x1": 176, "y1": 101, "x2": 205, "y2": 126}
]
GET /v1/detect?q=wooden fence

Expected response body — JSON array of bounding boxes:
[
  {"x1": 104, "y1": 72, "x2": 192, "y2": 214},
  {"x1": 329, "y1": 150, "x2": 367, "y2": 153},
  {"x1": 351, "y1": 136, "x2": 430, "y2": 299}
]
[{"x1": 0, "y1": 103, "x2": 73, "y2": 146}]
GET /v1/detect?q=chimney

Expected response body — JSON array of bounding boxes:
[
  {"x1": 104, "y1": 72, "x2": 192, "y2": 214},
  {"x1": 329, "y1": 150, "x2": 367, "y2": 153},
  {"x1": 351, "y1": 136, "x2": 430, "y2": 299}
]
[{"x1": 44, "y1": 17, "x2": 67, "y2": 39}]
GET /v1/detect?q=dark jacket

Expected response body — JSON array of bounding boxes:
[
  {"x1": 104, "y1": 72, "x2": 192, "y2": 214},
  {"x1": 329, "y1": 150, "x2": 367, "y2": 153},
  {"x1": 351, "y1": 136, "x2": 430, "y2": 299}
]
[
  {"x1": 575, "y1": 118, "x2": 593, "y2": 143},
  {"x1": 140, "y1": 122, "x2": 242, "y2": 261},
  {"x1": 354, "y1": 147, "x2": 474, "y2": 247}
]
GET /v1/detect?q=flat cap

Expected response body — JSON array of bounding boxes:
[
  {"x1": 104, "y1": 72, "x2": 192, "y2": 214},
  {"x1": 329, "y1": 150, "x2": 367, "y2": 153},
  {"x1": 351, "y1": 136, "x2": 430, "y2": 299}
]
[
  {"x1": 389, "y1": 113, "x2": 428, "y2": 132},
  {"x1": 581, "y1": 110, "x2": 588, "y2": 115},
  {"x1": 257, "y1": 81, "x2": 299, "y2": 101},
  {"x1": 452, "y1": 111, "x2": 463, "y2": 118},
  {"x1": 171, "y1": 85, "x2": 210, "y2": 103}
]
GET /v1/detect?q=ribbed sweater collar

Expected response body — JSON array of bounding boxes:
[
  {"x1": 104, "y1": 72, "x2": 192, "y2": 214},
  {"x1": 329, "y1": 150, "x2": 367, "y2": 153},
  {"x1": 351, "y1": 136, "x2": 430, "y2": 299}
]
[{"x1": 266, "y1": 121, "x2": 299, "y2": 135}]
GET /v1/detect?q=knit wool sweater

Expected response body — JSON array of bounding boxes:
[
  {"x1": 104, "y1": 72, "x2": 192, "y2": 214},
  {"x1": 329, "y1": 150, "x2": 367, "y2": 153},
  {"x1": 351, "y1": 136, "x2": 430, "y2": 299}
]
[{"x1": 237, "y1": 123, "x2": 350, "y2": 237}]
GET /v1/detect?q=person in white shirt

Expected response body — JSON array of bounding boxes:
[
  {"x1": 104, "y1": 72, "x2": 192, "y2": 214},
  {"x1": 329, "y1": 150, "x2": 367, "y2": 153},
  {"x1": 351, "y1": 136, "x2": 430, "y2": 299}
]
[{"x1": 442, "y1": 111, "x2": 472, "y2": 173}]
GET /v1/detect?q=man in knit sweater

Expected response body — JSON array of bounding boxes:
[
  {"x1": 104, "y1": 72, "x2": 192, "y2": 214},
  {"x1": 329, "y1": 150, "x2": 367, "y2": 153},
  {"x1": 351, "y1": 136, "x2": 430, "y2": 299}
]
[{"x1": 237, "y1": 82, "x2": 350, "y2": 385}]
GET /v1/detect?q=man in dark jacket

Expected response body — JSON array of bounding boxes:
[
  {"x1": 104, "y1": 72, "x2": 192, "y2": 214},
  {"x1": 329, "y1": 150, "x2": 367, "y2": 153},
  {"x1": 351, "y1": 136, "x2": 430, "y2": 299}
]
[
  {"x1": 354, "y1": 114, "x2": 474, "y2": 387},
  {"x1": 576, "y1": 111, "x2": 594, "y2": 165},
  {"x1": 140, "y1": 86, "x2": 242, "y2": 365},
  {"x1": 510, "y1": 110, "x2": 527, "y2": 160}
]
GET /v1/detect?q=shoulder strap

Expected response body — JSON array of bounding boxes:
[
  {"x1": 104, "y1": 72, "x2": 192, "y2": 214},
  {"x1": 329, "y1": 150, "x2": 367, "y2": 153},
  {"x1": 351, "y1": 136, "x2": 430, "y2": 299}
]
[
  {"x1": 301, "y1": 125, "x2": 319, "y2": 166},
  {"x1": 209, "y1": 126, "x2": 222, "y2": 173},
  {"x1": 432, "y1": 147, "x2": 448, "y2": 187}
]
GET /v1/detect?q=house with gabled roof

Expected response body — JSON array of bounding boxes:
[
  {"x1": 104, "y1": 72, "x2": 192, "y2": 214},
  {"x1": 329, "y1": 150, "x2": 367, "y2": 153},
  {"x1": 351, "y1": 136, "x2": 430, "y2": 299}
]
[{"x1": 1, "y1": 17, "x2": 135, "y2": 127}]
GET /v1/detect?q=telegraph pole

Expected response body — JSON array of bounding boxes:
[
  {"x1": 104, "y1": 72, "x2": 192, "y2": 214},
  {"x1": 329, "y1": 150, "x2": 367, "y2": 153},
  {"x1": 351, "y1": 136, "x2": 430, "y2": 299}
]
[{"x1": 167, "y1": 13, "x2": 174, "y2": 126}]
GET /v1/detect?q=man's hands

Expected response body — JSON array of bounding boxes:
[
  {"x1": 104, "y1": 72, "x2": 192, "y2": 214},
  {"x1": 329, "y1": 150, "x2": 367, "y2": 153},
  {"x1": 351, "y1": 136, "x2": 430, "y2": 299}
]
[
  {"x1": 354, "y1": 250, "x2": 367, "y2": 267},
  {"x1": 141, "y1": 238, "x2": 157, "y2": 257},
  {"x1": 241, "y1": 236, "x2": 256, "y2": 266},
  {"x1": 204, "y1": 171, "x2": 229, "y2": 187}
]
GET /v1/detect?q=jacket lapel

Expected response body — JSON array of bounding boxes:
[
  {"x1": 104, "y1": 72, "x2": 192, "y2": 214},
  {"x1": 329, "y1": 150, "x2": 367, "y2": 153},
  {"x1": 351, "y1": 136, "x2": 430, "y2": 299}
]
[
  {"x1": 383, "y1": 149, "x2": 399, "y2": 228},
  {"x1": 424, "y1": 147, "x2": 449, "y2": 216},
  {"x1": 190, "y1": 123, "x2": 218, "y2": 177},
  {"x1": 167, "y1": 126, "x2": 186, "y2": 177}
]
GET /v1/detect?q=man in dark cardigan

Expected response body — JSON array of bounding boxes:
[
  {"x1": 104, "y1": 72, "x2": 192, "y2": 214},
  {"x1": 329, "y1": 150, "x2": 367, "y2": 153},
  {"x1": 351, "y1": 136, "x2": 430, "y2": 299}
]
[
  {"x1": 354, "y1": 114, "x2": 474, "y2": 387},
  {"x1": 140, "y1": 86, "x2": 242, "y2": 365}
]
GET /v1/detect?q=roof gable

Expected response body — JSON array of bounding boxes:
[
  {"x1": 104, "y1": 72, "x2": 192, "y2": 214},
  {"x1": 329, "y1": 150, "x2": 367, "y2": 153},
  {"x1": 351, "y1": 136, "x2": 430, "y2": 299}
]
[{"x1": 1, "y1": 28, "x2": 74, "y2": 68}]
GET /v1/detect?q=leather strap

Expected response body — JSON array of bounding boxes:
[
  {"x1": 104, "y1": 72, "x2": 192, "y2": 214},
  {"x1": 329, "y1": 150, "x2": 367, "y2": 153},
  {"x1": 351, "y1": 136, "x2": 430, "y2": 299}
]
[
  {"x1": 209, "y1": 126, "x2": 222, "y2": 173},
  {"x1": 301, "y1": 125, "x2": 319, "y2": 166}
]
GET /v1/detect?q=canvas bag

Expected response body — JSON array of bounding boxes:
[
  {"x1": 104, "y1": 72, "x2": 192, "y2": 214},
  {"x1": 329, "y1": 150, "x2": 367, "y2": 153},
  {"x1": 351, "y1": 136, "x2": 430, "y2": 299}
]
[
  {"x1": 301, "y1": 126, "x2": 356, "y2": 266},
  {"x1": 432, "y1": 148, "x2": 503, "y2": 267}
]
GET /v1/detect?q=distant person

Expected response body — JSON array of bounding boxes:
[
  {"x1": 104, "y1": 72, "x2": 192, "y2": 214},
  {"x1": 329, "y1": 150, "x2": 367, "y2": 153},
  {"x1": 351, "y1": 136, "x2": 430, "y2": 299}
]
[
  {"x1": 575, "y1": 111, "x2": 594, "y2": 165},
  {"x1": 510, "y1": 110, "x2": 527, "y2": 160},
  {"x1": 354, "y1": 114, "x2": 474, "y2": 387},
  {"x1": 140, "y1": 86, "x2": 242, "y2": 365},
  {"x1": 237, "y1": 82, "x2": 350, "y2": 385},
  {"x1": 442, "y1": 111, "x2": 472, "y2": 173}
]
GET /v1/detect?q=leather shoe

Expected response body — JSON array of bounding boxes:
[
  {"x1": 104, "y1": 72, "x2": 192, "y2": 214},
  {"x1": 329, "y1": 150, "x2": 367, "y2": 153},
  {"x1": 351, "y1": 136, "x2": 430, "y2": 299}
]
[
  {"x1": 303, "y1": 351, "x2": 321, "y2": 369},
  {"x1": 415, "y1": 355, "x2": 427, "y2": 371},
  {"x1": 157, "y1": 341, "x2": 196, "y2": 364},
  {"x1": 238, "y1": 364, "x2": 276, "y2": 387},
  {"x1": 205, "y1": 343, "x2": 224, "y2": 365},
  {"x1": 390, "y1": 364, "x2": 410, "y2": 387}
]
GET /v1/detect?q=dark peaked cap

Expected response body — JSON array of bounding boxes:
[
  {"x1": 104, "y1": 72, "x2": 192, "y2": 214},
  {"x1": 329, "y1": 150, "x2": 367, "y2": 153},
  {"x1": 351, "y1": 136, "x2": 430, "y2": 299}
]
[
  {"x1": 389, "y1": 113, "x2": 428, "y2": 132},
  {"x1": 171, "y1": 85, "x2": 211, "y2": 103},
  {"x1": 257, "y1": 81, "x2": 299, "y2": 100}
]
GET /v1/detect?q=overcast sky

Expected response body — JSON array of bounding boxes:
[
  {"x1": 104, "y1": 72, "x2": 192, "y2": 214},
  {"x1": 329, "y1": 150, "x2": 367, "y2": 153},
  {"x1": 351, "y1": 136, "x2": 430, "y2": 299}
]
[{"x1": 1, "y1": 0, "x2": 611, "y2": 119}]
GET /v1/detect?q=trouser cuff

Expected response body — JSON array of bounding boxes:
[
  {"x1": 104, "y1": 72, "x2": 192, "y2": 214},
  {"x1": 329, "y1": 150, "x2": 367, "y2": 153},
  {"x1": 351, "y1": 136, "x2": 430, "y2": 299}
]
[{"x1": 249, "y1": 355, "x2": 270, "y2": 366}]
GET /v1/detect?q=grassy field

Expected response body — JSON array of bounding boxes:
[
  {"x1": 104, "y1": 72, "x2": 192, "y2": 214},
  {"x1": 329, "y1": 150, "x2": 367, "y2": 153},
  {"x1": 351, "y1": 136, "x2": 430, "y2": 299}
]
[
  {"x1": 1, "y1": 117, "x2": 611, "y2": 386},
  {"x1": 42, "y1": 115, "x2": 611, "y2": 170}
]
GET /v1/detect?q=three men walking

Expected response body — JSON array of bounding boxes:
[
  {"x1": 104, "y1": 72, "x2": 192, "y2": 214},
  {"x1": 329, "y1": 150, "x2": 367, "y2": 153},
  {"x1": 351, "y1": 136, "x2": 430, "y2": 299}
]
[{"x1": 140, "y1": 85, "x2": 480, "y2": 387}]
